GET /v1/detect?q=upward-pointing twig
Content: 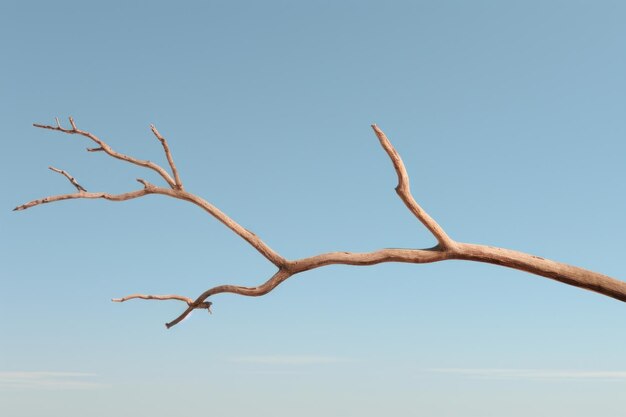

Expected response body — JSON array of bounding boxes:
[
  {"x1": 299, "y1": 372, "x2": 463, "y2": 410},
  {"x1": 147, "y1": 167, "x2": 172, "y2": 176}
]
[
  {"x1": 371, "y1": 124, "x2": 454, "y2": 249},
  {"x1": 48, "y1": 166, "x2": 87, "y2": 192},
  {"x1": 150, "y1": 125, "x2": 183, "y2": 190},
  {"x1": 33, "y1": 117, "x2": 178, "y2": 189}
]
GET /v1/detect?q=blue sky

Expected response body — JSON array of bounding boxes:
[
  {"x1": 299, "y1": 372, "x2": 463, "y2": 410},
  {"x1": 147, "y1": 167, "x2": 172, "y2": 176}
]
[{"x1": 1, "y1": 1, "x2": 625, "y2": 416}]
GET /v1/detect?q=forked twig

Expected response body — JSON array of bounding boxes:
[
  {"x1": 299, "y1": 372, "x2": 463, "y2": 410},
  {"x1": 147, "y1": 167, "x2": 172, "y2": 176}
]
[
  {"x1": 33, "y1": 117, "x2": 178, "y2": 188},
  {"x1": 15, "y1": 119, "x2": 626, "y2": 328}
]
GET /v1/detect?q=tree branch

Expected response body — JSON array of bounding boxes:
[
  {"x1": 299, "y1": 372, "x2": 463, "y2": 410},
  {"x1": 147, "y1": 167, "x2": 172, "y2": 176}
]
[
  {"x1": 16, "y1": 120, "x2": 625, "y2": 329},
  {"x1": 163, "y1": 269, "x2": 293, "y2": 328},
  {"x1": 152, "y1": 187, "x2": 287, "y2": 267},
  {"x1": 17, "y1": 118, "x2": 285, "y2": 267},
  {"x1": 112, "y1": 294, "x2": 194, "y2": 304},
  {"x1": 13, "y1": 186, "x2": 154, "y2": 211},
  {"x1": 150, "y1": 124, "x2": 183, "y2": 190},
  {"x1": 48, "y1": 166, "x2": 87, "y2": 192},
  {"x1": 33, "y1": 117, "x2": 178, "y2": 189},
  {"x1": 371, "y1": 124, "x2": 454, "y2": 249},
  {"x1": 112, "y1": 294, "x2": 212, "y2": 310}
]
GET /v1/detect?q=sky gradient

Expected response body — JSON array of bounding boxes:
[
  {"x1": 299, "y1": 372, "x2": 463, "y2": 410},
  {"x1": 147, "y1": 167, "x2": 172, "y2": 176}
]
[{"x1": 2, "y1": 1, "x2": 626, "y2": 416}]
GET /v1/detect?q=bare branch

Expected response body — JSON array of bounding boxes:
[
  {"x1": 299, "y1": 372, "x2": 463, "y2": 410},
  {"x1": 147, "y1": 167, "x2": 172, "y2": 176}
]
[
  {"x1": 150, "y1": 125, "x2": 183, "y2": 190},
  {"x1": 371, "y1": 124, "x2": 454, "y2": 249},
  {"x1": 453, "y1": 243, "x2": 626, "y2": 302},
  {"x1": 20, "y1": 118, "x2": 285, "y2": 266},
  {"x1": 112, "y1": 294, "x2": 194, "y2": 304},
  {"x1": 113, "y1": 294, "x2": 213, "y2": 316},
  {"x1": 17, "y1": 120, "x2": 626, "y2": 329},
  {"x1": 13, "y1": 188, "x2": 154, "y2": 211},
  {"x1": 157, "y1": 242, "x2": 626, "y2": 329},
  {"x1": 163, "y1": 269, "x2": 293, "y2": 328},
  {"x1": 33, "y1": 118, "x2": 178, "y2": 188},
  {"x1": 48, "y1": 166, "x2": 87, "y2": 192},
  {"x1": 152, "y1": 187, "x2": 287, "y2": 267},
  {"x1": 68, "y1": 116, "x2": 77, "y2": 131}
]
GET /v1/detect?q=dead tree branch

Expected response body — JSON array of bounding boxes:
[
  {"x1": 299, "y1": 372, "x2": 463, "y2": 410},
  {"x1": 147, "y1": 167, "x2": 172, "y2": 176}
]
[
  {"x1": 371, "y1": 125, "x2": 454, "y2": 249},
  {"x1": 33, "y1": 117, "x2": 178, "y2": 188},
  {"x1": 15, "y1": 119, "x2": 626, "y2": 328},
  {"x1": 150, "y1": 124, "x2": 183, "y2": 190},
  {"x1": 48, "y1": 166, "x2": 87, "y2": 192}
]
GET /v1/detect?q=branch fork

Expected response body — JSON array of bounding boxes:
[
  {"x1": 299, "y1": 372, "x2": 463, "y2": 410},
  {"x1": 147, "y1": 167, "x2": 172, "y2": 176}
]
[{"x1": 16, "y1": 118, "x2": 626, "y2": 328}]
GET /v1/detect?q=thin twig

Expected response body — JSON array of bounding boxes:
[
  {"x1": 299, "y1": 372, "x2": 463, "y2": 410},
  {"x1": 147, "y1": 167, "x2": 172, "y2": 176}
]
[
  {"x1": 13, "y1": 188, "x2": 153, "y2": 211},
  {"x1": 48, "y1": 166, "x2": 87, "y2": 192},
  {"x1": 150, "y1": 125, "x2": 183, "y2": 190},
  {"x1": 371, "y1": 124, "x2": 454, "y2": 249},
  {"x1": 33, "y1": 118, "x2": 178, "y2": 188},
  {"x1": 112, "y1": 294, "x2": 212, "y2": 313},
  {"x1": 112, "y1": 294, "x2": 194, "y2": 304}
]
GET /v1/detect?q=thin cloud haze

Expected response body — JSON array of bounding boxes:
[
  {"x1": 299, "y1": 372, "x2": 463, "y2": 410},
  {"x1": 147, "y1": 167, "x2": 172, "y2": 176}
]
[
  {"x1": 228, "y1": 355, "x2": 346, "y2": 365},
  {"x1": 0, "y1": 371, "x2": 101, "y2": 390},
  {"x1": 430, "y1": 368, "x2": 626, "y2": 381}
]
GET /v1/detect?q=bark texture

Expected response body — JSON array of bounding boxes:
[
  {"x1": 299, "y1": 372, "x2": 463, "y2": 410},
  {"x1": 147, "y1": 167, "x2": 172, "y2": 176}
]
[{"x1": 15, "y1": 118, "x2": 625, "y2": 328}]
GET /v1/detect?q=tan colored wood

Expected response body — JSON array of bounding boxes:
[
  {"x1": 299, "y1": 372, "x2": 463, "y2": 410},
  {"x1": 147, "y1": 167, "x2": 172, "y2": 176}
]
[{"x1": 16, "y1": 118, "x2": 625, "y2": 328}]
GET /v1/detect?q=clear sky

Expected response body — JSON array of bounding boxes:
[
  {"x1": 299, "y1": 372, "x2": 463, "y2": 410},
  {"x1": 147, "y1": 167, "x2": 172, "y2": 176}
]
[{"x1": 2, "y1": 1, "x2": 625, "y2": 416}]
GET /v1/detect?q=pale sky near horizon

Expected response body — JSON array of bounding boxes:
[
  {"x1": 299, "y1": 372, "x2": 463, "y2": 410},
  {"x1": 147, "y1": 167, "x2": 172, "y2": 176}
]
[{"x1": 2, "y1": 1, "x2": 626, "y2": 416}]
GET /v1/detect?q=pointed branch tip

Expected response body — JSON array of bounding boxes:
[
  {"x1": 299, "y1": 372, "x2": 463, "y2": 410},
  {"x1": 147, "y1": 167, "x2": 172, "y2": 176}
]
[{"x1": 48, "y1": 166, "x2": 87, "y2": 192}]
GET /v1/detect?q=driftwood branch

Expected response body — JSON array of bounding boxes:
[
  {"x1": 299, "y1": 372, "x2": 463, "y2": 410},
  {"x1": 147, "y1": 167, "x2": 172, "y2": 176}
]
[{"x1": 15, "y1": 119, "x2": 626, "y2": 328}]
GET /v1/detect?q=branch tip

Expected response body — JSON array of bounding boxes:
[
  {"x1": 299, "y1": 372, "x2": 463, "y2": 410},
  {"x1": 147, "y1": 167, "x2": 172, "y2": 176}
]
[
  {"x1": 148, "y1": 125, "x2": 183, "y2": 189},
  {"x1": 150, "y1": 124, "x2": 161, "y2": 139},
  {"x1": 371, "y1": 124, "x2": 453, "y2": 248},
  {"x1": 49, "y1": 166, "x2": 87, "y2": 192}
]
